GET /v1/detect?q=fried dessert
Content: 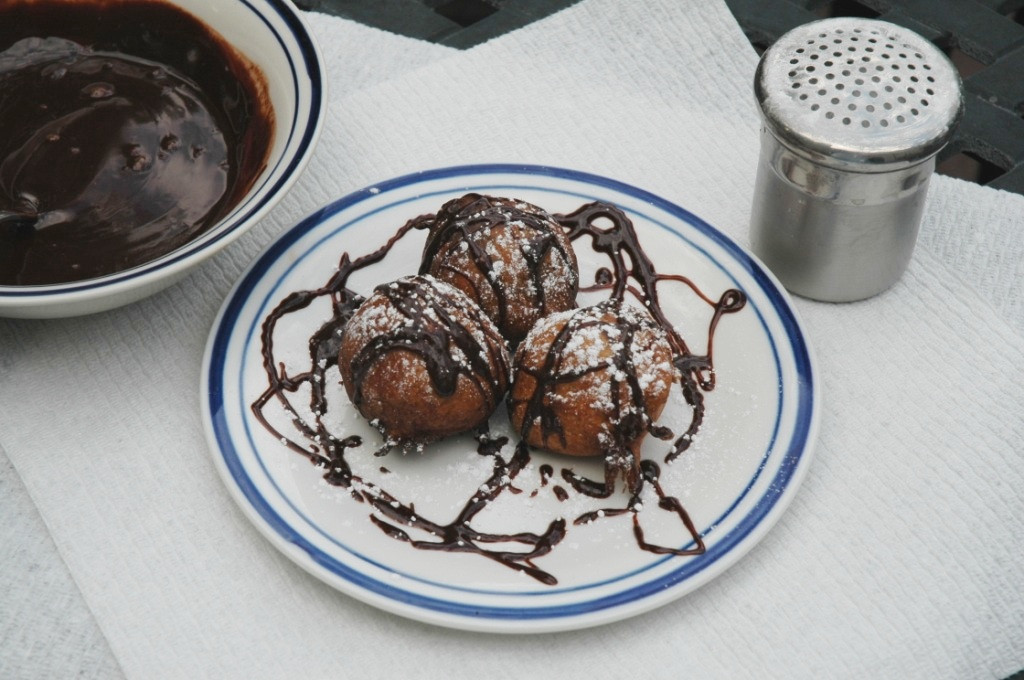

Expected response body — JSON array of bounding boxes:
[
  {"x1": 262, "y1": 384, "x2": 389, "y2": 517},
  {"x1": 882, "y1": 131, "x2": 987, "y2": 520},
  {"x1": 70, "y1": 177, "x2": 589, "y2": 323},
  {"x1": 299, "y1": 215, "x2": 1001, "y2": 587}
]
[
  {"x1": 254, "y1": 197, "x2": 746, "y2": 581},
  {"x1": 338, "y1": 275, "x2": 510, "y2": 445},
  {"x1": 419, "y1": 193, "x2": 579, "y2": 344},
  {"x1": 507, "y1": 299, "x2": 676, "y2": 464}
]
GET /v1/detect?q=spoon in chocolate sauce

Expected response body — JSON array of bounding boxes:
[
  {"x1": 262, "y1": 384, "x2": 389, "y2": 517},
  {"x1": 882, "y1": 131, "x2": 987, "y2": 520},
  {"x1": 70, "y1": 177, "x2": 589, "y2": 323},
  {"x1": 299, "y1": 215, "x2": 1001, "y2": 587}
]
[
  {"x1": 0, "y1": 5, "x2": 274, "y2": 286},
  {"x1": 0, "y1": 211, "x2": 37, "y2": 232}
]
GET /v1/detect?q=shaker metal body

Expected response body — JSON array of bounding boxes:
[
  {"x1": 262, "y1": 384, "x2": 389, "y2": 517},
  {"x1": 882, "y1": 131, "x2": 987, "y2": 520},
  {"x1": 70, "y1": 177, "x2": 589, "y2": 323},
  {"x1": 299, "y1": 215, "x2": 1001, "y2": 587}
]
[{"x1": 749, "y1": 18, "x2": 963, "y2": 302}]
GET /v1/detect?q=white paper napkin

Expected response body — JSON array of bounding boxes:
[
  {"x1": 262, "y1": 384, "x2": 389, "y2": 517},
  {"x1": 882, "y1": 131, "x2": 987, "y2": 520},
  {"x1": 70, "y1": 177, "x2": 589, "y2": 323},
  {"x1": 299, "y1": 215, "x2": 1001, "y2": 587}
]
[
  {"x1": 1, "y1": 1, "x2": 1022, "y2": 678},
  {"x1": 0, "y1": 449, "x2": 125, "y2": 679},
  {"x1": 0, "y1": 13, "x2": 454, "y2": 680},
  {"x1": 918, "y1": 179, "x2": 1024, "y2": 330}
]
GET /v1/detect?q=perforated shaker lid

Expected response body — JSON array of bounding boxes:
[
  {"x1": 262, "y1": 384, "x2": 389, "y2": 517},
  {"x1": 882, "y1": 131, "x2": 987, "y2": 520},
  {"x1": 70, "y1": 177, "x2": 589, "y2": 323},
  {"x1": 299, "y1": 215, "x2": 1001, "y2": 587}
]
[{"x1": 755, "y1": 18, "x2": 963, "y2": 169}]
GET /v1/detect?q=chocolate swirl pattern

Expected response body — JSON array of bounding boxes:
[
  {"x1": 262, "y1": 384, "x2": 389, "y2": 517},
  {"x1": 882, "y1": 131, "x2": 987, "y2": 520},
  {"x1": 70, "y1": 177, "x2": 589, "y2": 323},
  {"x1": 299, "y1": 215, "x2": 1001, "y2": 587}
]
[{"x1": 252, "y1": 197, "x2": 746, "y2": 584}]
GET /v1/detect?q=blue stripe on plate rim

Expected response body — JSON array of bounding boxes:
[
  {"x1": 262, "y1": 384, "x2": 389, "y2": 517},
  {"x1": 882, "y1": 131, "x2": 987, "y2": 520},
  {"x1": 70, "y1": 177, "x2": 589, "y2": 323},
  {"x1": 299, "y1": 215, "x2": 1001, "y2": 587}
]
[
  {"x1": 0, "y1": 0, "x2": 323, "y2": 297},
  {"x1": 206, "y1": 163, "x2": 816, "y2": 621}
]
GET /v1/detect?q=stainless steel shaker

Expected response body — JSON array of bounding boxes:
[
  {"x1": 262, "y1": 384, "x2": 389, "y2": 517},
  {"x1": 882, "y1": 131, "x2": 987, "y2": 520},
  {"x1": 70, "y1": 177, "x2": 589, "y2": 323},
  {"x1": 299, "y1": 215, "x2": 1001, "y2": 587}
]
[{"x1": 749, "y1": 18, "x2": 963, "y2": 302}]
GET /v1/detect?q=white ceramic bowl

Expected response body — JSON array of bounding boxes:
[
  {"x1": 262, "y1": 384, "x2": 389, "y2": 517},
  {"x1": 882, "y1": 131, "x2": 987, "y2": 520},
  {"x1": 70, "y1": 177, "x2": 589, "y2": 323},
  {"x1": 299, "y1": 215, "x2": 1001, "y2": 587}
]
[{"x1": 0, "y1": 0, "x2": 325, "y2": 318}]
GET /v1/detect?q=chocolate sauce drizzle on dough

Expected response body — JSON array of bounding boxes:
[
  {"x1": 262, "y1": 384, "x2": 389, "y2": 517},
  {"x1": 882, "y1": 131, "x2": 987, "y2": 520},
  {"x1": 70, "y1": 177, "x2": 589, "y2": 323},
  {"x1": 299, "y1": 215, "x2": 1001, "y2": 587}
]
[
  {"x1": 508, "y1": 299, "x2": 672, "y2": 496},
  {"x1": 252, "y1": 222, "x2": 564, "y2": 583},
  {"x1": 252, "y1": 199, "x2": 745, "y2": 584},
  {"x1": 346, "y1": 276, "x2": 508, "y2": 424},
  {"x1": 555, "y1": 202, "x2": 747, "y2": 464},
  {"x1": 416, "y1": 194, "x2": 578, "y2": 336}
]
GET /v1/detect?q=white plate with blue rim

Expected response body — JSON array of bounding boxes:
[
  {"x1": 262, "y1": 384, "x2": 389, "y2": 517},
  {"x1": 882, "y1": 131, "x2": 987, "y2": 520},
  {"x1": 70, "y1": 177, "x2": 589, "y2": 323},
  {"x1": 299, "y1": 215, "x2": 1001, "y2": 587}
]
[{"x1": 201, "y1": 164, "x2": 818, "y2": 633}]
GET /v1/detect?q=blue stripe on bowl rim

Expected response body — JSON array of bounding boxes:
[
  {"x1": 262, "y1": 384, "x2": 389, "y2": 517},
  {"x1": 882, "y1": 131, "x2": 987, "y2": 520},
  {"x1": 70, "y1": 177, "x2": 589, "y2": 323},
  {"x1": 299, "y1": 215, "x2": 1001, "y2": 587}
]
[
  {"x1": 0, "y1": 0, "x2": 323, "y2": 298},
  {"x1": 206, "y1": 163, "x2": 817, "y2": 622}
]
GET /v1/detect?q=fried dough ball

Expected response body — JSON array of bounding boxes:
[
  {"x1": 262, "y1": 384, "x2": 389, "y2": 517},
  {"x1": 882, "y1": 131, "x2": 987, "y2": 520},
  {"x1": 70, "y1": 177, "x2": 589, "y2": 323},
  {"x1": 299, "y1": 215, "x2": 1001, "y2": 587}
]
[
  {"x1": 339, "y1": 275, "x2": 510, "y2": 445},
  {"x1": 507, "y1": 300, "x2": 676, "y2": 460},
  {"x1": 419, "y1": 193, "x2": 579, "y2": 344}
]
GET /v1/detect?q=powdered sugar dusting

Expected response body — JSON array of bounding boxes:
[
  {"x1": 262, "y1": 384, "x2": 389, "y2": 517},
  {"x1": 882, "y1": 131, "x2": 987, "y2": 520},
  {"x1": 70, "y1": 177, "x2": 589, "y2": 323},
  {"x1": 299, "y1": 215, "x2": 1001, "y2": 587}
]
[
  {"x1": 422, "y1": 194, "x2": 579, "y2": 341},
  {"x1": 339, "y1": 274, "x2": 510, "y2": 444},
  {"x1": 511, "y1": 299, "x2": 678, "y2": 461}
]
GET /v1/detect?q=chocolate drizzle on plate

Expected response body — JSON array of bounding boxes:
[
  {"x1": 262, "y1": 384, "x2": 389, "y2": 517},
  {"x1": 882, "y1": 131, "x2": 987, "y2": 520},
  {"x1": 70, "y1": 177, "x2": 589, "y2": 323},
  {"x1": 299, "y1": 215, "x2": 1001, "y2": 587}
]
[
  {"x1": 252, "y1": 197, "x2": 746, "y2": 584},
  {"x1": 555, "y1": 202, "x2": 748, "y2": 463}
]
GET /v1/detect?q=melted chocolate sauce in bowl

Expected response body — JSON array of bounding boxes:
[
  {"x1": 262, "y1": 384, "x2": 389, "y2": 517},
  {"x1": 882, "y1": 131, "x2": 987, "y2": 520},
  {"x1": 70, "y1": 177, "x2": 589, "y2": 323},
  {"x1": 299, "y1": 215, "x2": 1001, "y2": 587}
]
[
  {"x1": 0, "y1": 0, "x2": 324, "y2": 317},
  {"x1": 201, "y1": 165, "x2": 820, "y2": 632}
]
